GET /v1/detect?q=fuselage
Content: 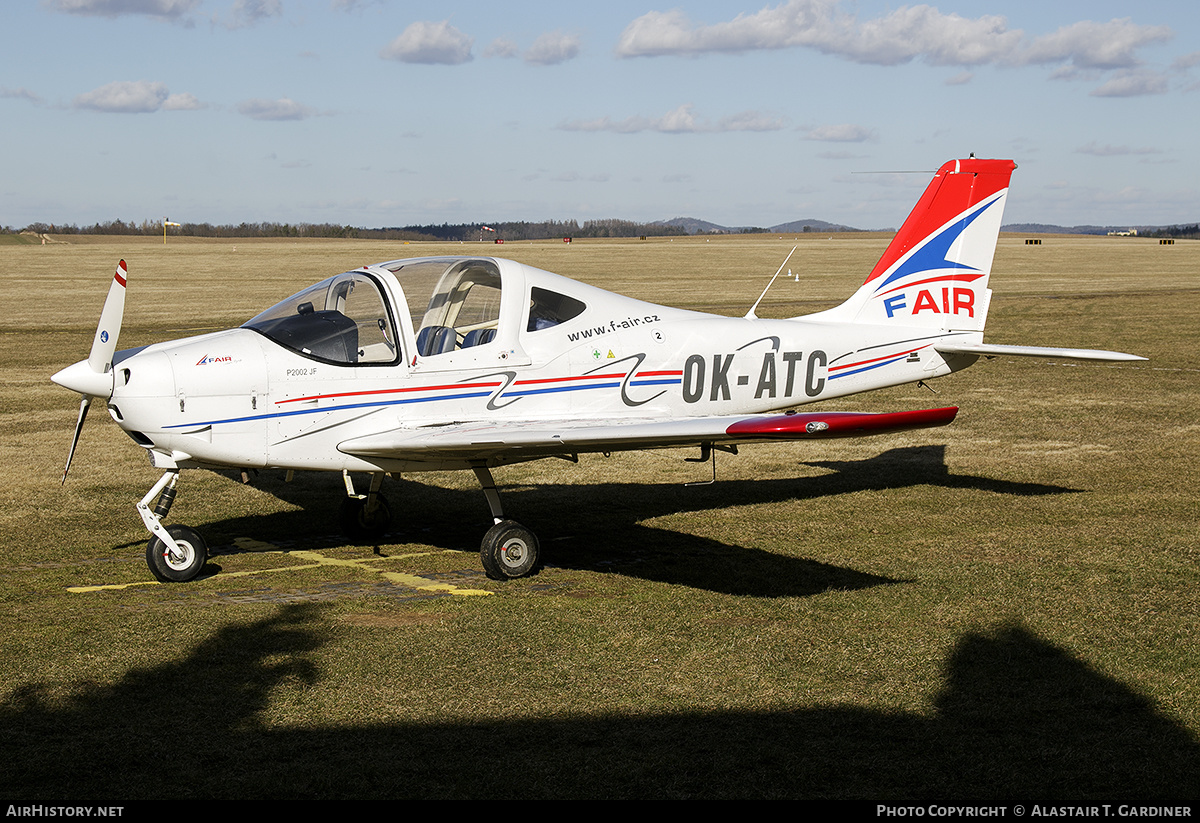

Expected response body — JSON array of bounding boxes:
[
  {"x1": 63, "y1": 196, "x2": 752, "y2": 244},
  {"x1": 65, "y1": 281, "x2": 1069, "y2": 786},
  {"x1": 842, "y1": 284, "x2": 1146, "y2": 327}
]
[{"x1": 101, "y1": 256, "x2": 981, "y2": 473}]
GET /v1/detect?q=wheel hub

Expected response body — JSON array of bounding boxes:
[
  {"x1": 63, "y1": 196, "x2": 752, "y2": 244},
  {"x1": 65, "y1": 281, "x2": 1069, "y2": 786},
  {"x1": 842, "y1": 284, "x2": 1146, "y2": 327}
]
[
  {"x1": 502, "y1": 540, "x2": 526, "y2": 566},
  {"x1": 165, "y1": 542, "x2": 195, "y2": 570}
]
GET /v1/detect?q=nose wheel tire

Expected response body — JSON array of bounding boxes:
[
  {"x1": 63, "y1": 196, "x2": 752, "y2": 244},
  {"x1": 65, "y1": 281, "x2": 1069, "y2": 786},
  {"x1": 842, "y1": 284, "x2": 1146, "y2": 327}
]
[
  {"x1": 146, "y1": 524, "x2": 208, "y2": 583},
  {"x1": 480, "y1": 520, "x2": 540, "y2": 580}
]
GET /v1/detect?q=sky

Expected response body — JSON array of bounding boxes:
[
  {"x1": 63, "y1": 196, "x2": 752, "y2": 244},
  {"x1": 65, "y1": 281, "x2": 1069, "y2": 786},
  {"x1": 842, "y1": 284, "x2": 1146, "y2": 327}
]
[{"x1": 3, "y1": 0, "x2": 1198, "y2": 230}]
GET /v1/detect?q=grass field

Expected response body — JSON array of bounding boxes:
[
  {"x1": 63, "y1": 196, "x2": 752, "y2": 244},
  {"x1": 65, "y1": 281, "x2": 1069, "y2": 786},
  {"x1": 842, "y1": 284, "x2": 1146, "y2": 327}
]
[{"x1": 1, "y1": 233, "x2": 1197, "y2": 800}]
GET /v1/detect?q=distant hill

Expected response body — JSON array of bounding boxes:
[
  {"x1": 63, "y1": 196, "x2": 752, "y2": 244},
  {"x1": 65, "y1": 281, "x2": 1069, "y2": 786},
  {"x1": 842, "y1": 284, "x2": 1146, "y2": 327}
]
[
  {"x1": 655, "y1": 217, "x2": 863, "y2": 235},
  {"x1": 653, "y1": 217, "x2": 748, "y2": 234},
  {"x1": 770, "y1": 219, "x2": 862, "y2": 233}
]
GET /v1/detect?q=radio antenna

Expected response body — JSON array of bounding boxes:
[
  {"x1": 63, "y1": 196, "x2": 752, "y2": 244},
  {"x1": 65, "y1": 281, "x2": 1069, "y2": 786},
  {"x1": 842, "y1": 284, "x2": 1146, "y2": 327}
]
[{"x1": 746, "y1": 246, "x2": 797, "y2": 319}]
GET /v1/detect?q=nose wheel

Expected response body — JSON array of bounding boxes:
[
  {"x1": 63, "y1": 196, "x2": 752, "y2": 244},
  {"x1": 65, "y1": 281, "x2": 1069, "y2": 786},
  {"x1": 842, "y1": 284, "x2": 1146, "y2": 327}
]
[{"x1": 146, "y1": 524, "x2": 208, "y2": 582}]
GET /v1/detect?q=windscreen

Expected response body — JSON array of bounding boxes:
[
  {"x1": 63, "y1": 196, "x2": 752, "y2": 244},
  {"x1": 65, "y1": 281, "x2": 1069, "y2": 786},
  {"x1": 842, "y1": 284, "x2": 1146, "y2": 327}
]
[{"x1": 243, "y1": 272, "x2": 400, "y2": 365}]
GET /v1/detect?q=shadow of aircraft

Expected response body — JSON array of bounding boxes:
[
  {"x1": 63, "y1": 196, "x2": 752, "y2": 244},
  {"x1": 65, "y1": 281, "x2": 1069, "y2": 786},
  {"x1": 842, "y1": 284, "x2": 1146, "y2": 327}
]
[
  {"x1": 1, "y1": 608, "x2": 1194, "y2": 799},
  {"x1": 182, "y1": 446, "x2": 1075, "y2": 596}
]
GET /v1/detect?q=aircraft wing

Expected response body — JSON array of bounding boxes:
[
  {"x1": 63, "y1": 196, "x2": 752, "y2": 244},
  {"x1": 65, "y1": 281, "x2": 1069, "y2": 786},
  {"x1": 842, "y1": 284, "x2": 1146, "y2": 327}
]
[{"x1": 338, "y1": 406, "x2": 959, "y2": 463}]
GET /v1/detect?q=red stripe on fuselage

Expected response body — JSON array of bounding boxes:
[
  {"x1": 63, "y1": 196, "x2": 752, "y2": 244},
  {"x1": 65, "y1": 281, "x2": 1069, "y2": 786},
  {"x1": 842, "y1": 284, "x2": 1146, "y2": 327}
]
[
  {"x1": 276, "y1": 380, "x2": 504, "y2": 405},
  {"x1": 829, "y1": 346, "x2": 928, "y2": 372}
]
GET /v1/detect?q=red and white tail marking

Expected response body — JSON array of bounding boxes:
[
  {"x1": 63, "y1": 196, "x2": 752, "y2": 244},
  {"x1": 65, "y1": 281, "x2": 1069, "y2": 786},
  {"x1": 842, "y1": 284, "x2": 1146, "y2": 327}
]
[{"x1": 816, "y1": 159, "x2": 1016, "y2": 332}]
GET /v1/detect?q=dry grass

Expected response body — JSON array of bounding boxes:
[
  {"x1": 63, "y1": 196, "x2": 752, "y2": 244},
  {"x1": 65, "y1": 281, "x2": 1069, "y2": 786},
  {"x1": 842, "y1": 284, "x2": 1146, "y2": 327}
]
[{"x1": 1, "y1": 234, "x2": 1197, "y2": 799}]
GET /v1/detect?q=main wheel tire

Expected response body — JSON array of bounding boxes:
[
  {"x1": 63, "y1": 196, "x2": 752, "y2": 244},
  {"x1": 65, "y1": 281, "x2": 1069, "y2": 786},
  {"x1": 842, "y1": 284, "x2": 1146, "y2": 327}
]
[
  {"x1": 146, "y1": 525, "x2": 208, "y2": 583},
  {"x1": 340, "y1": 495, "x2": 392, "y2": 541},
  {"x1": 480, "y1": 520, "x2": 540, "y2": 580}
]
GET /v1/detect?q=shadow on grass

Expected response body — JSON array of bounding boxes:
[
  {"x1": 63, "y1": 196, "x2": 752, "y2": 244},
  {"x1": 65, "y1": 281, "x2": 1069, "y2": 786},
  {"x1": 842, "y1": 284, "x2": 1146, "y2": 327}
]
[
  {"x1": 187, "y1": 445, "x2": 1074, "y2": 596},
  {"x1": 1, "y1": 609, "x2": 1193, "y2": 799}
]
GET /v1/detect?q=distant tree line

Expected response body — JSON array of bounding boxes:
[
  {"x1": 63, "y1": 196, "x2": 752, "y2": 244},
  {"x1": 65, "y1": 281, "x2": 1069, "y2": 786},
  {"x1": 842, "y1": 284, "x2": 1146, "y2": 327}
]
[
  {"x1": 6, "y1": 219, "x2": 377, "y2": 239},
  {"x1": 1146, "y1": 224, "x2": 1199, "y2": 240},
  {"x1": 381, "y1": 219, "x2": 687, "y2": 241},
  {"x1": 2, "y1": 217, "x2": 688, "y2": 242}
]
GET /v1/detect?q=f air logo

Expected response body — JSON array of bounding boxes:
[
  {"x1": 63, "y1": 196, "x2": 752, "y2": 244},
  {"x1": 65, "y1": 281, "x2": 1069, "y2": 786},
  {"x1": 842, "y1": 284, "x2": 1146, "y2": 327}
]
[{"x1": 883, "y1": 286, "x2": 976, "y2": 319}]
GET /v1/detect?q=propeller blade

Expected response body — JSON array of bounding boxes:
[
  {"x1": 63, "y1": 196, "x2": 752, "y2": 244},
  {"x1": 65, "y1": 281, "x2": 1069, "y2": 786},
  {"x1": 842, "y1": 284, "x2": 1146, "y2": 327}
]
[
  {"x1": 87, "y1": 260, "x2": 127, "y2": 374},
  {"x1": 58, "y1": 260, "x2": 127, "y2": 484},
  {"x1": 62, "y1": 396, "x2": 92, "y2": 485}
]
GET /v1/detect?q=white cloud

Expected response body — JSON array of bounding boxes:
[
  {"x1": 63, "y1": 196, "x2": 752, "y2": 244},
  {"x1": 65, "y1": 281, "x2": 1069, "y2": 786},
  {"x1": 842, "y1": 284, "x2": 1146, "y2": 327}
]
[
  {"x1": 560, "y1": 104, "x2": 785, "y2": 134},
  {"x1": 551, "y1": 172, "x2": 609, "y2": 183},
  {"x1": 1076, "y1": 142, "x2": 1161, "y2": 157},
  {"x1": 1090, "y1": 69, "x2": 1169, "y2": 97},
  {"x1": 72, "y1": 80, "x2": 204, "y2": 113},
  {"x1": 660, "y1": 104, "x2": 708, "y2": 133},
  {"x1": 380, "y1": 21, "x2": 473, "y2": 65},
  {"x1": 163, "y1": 92, "x2": 204, "y2": 110},
  {"x1": 613, "y1": 1, "x2": 1174, "y2": 96},
  {"x1": 1019, "y1": 19, "x2": 1171, "y2": 70},
  {"x1": 945, "y1": 71, "x2": 974, "y2": 86},
  {"x1": 42, "y1": 0, "x2": 200, "y2": 19},
  {"x1": 1171, "y1": 52, "x2": 1200, "y2": 71},
  {"x1": 74, "y1": 80, "x2": 169, "y2": 113},
  {"x1": 803, "y1": 123, "x2": 876, "y2": 142},
  {"x1": 484, "y1": 38, "x2": 520, "y2": 59},
  {"x1": 332, "y1": 0, "x2": 381, "y2": 10},
  {"x1": 237, "y1": 97, "x2": 316, "y2": 120},
  {"x1": 614, "y1": 1, "x2": 1023, "y2": 66},
  {"x1": 716, "y1": 110, "x2": 787, "y2": 132},
  {"x1": 835, "y1": 5, "x2": 1022, "y2": 66},
  {"x1": 219, "y1": 0, "x2": 282, "y2": 29},
  {"x1": 1, "y1": 87, "x2": 44, "y2": 105},
  {"x1": 524, "y1": 31, "x2": 581, "y2": 66}
]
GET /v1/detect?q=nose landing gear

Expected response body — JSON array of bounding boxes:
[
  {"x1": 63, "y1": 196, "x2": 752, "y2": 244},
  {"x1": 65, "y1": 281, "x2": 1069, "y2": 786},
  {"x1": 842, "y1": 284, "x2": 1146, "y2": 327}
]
[
  {"x1": 339, "y1": 470, "x2": 393, "y2": 541},
  {"x1": 139, "y1": 471, "x2": 209, "y2": 583}
]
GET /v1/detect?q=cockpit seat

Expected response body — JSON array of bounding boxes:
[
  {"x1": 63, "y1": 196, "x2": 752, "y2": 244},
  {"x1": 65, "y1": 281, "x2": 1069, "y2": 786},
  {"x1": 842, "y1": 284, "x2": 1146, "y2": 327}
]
[
  {"x1": 462, "y1": 328, "x2": 496, "y2": 348},
  {"x1": 417, "y1": 325, "x2": 457, "y2": 356}
]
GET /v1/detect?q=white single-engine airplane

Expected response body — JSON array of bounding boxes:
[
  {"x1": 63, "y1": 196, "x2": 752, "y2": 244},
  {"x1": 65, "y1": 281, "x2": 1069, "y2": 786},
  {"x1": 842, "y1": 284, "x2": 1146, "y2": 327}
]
[{"x1": 54, "y1": 158, "x2": 1143, "y2": 583}]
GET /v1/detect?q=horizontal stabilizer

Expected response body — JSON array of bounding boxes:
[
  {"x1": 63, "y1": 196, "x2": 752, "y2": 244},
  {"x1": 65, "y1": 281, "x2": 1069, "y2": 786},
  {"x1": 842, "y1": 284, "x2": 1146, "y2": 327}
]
[{"x1": 936, "y1": 343, "x2": 1146, "y2": 362}]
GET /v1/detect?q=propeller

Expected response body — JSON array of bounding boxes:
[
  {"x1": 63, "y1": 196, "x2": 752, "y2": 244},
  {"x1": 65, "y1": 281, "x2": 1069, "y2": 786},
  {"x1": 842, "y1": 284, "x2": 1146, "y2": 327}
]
[{"x1": 52, "y1": 260, "x2": 128, "y2": 484}]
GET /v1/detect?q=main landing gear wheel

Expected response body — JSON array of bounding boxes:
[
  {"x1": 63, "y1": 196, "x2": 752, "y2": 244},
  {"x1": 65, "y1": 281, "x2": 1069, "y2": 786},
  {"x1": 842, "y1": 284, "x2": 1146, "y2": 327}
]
[
  {"x1": 480, "y1": 520, "x2": 540, "y2": 580},
  {"x1": 146, "y1": 524, "x2": 208, "y2": 583},
  {"x1": 340, "y1": 495, "x2": 392, "y2": 541}
]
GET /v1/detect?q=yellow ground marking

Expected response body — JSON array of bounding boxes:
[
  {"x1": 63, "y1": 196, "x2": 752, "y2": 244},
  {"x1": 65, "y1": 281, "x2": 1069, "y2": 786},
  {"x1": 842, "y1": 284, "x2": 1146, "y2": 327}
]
[
  {"x1": 68, "y1": 542, "x2": 493, "y2": 596},
  {"x1": 69, "y1": 580, "x2": 162, "y2": 593}
]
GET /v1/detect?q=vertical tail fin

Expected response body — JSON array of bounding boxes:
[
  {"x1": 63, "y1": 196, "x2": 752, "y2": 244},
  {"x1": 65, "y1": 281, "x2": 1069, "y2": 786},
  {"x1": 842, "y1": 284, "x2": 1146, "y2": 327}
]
[{"x1": 819, "y1": 158, "x2": 1016, "y2": 331}]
